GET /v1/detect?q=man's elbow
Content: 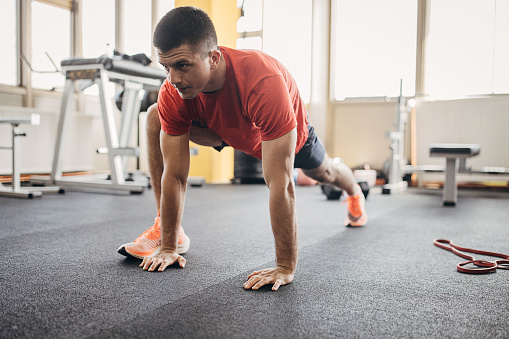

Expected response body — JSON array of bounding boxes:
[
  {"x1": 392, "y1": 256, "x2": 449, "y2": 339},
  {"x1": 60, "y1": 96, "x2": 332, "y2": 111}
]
[
  {"x1": 265, "y1": 172, "x2": 295, "y2": 196},
  {"x1": 162, "y1": 169, "x2": 188, "y2": 189}
]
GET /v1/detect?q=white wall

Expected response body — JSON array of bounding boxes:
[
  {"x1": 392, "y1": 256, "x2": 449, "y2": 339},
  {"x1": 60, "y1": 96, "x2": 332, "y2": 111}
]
[
  {"x1": 329, "y1": 100, "x2": 404, "y2": 170},
  {"x1": 415, "y1": 95, "x2": 509, "y2": 182}
]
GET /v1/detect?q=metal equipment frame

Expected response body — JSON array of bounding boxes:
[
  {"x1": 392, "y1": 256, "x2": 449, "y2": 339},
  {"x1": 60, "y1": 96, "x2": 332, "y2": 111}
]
[{"x1": 32, "y1": 62, "x2": 163, "y2": 194}]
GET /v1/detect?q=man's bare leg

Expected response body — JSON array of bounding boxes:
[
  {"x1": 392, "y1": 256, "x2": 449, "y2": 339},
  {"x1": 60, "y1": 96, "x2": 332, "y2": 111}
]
[
  {"x1": 303, "y1": 155, "x2": 367, "y2": 226},
  {"x1": 145, "y1": 103, "x2": 223, "y2": 210},
  {"x1": 301, "y1": 156, "x2": 359, "y2": 196}
]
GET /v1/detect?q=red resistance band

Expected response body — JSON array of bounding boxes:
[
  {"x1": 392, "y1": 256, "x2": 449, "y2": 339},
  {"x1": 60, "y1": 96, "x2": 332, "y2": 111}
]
[{"x1": 434, "y1": 239, "x2": 509, "y2": 274}]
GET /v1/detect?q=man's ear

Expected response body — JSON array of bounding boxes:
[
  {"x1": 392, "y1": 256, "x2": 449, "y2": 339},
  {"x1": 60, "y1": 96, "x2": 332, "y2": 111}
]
[{"x1": 209, "y1": 49, "x2": 221, "y2": 69}]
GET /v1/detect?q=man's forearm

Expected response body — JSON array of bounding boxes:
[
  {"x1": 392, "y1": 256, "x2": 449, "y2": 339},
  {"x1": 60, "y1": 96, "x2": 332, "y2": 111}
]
[
  {"x1": 159, "y1": 173, "x2": 187, "y2": 252},
  {"x1": 269, "y1": 181, "x2": 298, "y2": 273}
]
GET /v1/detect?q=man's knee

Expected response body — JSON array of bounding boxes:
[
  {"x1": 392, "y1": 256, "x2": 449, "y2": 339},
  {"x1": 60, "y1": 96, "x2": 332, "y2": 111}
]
[{"x1": 302, "y1": 158, "x2": 334, "y2": 184}]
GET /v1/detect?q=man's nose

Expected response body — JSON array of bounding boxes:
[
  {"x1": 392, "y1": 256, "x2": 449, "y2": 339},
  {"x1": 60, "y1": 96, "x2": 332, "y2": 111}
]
[{"x1": 168, "y1": 70, "x2": 181, "y2": 87}]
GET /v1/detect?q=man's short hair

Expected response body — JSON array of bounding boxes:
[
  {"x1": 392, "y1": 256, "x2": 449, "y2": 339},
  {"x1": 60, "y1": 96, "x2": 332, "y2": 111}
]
[{"x1": 153, "y1": 6, "x2": 218, "y2": 57}]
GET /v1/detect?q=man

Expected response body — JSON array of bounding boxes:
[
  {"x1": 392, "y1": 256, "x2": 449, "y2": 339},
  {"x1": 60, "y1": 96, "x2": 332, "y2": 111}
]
[{"x1": 118, "y1": 6, "x2": 368, "y2": 291}]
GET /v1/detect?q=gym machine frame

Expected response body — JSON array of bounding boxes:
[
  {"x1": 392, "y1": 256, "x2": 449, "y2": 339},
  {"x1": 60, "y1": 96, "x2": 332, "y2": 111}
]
[{"x1": 32, "y1": 61, "x2": 164, "y2": 194}]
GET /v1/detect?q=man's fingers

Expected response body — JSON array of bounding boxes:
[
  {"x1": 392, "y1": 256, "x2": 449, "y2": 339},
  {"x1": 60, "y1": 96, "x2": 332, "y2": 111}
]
[
  {"x1": 139, "y1": 252, "x2": 186, "y2": 272},
  {"x1": 252, "y1": 278, "x2": 271, "y2": 290},
  {"x1": 148, "y1": 258, "x2": 162, "y2": 271},
  {"x1": 139, "y1": 257, "x2": 148, "y2": 268},
  {"x1": 244, "y1": 267, "x2": 294, "y2": 290},
  {"x1": 272, "y1": 280, "x2": 282, "y2": 291},
  {"x1": 158, "y1": 260, "x2": 169, "y2": 272},
  {"x1": 247, "y1": 270, "x2": 262, "y2": 279},
  {"x1": 243, "y1": 276, "x2": 259, "y2": 289},
  {"x1": 142, "y1": 258, "x2": 153, "y2": 270}
]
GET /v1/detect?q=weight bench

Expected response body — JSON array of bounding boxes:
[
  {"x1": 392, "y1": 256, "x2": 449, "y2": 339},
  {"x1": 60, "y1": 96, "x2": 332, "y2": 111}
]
[
  {"x1": 0, "y1": 113, "x2": 63, "y2": 198},
  {"x1": 429, "y1": 143, "x2": 480, "y2": 206}
]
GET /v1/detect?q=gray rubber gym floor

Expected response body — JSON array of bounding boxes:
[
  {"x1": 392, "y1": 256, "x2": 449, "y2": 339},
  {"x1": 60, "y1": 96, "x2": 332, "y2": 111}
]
[{"x1": 1, "y1": 183, "x2": 508, "y2": 338}]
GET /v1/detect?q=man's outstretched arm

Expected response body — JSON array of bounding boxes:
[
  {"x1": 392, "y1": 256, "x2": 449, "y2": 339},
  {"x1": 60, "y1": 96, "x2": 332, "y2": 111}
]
[
  {"x1": 244, "y1": 128, "x2": 298, "y2": 291},
  {"x1": 140, "y1": 131, "x2": 190, "y2": 272}
]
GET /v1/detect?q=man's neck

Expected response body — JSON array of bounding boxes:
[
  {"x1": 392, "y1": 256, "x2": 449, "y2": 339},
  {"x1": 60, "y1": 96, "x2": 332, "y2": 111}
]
[{"x1": 203, "y1": 53, "x2": 226, "y2": 93}]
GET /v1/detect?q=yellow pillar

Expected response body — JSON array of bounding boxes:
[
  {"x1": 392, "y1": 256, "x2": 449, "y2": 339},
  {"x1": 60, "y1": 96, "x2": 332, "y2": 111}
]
[{"x1": 174, "y1": 0, "x2": 239, "y2": 183}]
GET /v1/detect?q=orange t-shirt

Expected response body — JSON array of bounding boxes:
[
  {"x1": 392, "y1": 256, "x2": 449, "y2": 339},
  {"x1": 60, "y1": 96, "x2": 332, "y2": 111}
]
[{"x1": 157, "y1": 47, "x2": 308, "y2": 159}]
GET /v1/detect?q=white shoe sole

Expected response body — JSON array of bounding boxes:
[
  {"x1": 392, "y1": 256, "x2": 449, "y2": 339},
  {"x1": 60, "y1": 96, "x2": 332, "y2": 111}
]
[{"x1": 118, "y1": 235, "x2": 190, "y2": 259}]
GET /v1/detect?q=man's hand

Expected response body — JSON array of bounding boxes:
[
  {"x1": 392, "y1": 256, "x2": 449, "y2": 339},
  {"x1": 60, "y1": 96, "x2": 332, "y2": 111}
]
[
  {"x1": 244, "y1": 266, "x2": 294, "y2": 291},
  {"x1": 140, "y1": 249, "x2": 186, "y2": 272}
]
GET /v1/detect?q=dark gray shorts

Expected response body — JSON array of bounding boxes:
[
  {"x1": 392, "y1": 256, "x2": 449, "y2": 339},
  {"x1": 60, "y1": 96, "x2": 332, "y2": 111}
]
[
  {"x1": 294, "y1": 124, "x2": 326, "y2": 170},
  {"x1": 213, "y1": 124, "x2": 326, "y2": 170}
]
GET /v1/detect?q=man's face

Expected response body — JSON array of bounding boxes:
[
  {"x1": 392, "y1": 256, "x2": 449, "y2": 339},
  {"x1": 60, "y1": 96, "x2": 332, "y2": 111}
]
[{"x1": 157, "y1": 44, "x2": 212, "y2": 99}]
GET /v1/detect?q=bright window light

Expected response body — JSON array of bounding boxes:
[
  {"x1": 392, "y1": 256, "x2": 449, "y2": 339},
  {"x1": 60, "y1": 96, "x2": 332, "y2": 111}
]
[
  {"x1": 0, "y1": 0, "x2": 17, "y2": 86},
  {"x1": 31, "y1": 1, "x2": 70, "y2": 90},
  {"x1": 123, "y1": 0, "x2": 152, "y2": 57},
  {"x1": 333, "y1": 0, "x2": 418, "y2": 99},
  {"x1": 237, "y1": 0, "x2": 263, "y2": 33},
  {"x1": 155, "y1": 0, "x2": 175, "y2": 23},
  {"x1": 263, "y1": 0, "x2": 312, "y2": 103},
  {"x1": 425, "y1": 0, "x2": 509, "y2": 97},
  {"x1": 493, "y1": 0, "x2": 509, "y2": 93},
  {"x1": 82, "y1": 0, "x2": 115, "y2": 58},
  {"x1": 236, "y1": 37, "x2": 262, "y2": 50}
]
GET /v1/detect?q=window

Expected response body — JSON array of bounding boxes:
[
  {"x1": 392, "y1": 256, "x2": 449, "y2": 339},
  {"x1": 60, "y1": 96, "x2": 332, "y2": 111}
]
[
  {"x1": 237, "y1": 0, "x2": 313, "y2": 103},
  {"x1": 333, "y1": 0, "x2": 418, "y2": 99},
  {"x1": 31, "y1": 1, "x2": 71, "y2": 90},
  {"x1": 236, "y1": 37, "x2": 262, "y2": 50},
  {"x1": 237, "y1": 0, "x2": 263, "y2": 49},
  {"x1": 122, "y1": 0, "x2": 152, "y2": 57},
  {"x1": 155, "y1": 0, "x2": 175, "y2": 21},
  {"x1": 425, "y1": 0, "x2": 509, "y2": 97},
  {"x1": 237, "y1": 0, "x2": 263, "y2": 34},
  {"x1": 82, "y1": 0, "x2": 115, "y2": 58},
  {"x1": 0, "y1": 0, "x2": 18, "y2": 86},
  {"x1": 493, "y1": 0, "x2": 509, "y2": 93},
  {"x1": 263, "y1": 0, "x2": 312, "y2": 102}
]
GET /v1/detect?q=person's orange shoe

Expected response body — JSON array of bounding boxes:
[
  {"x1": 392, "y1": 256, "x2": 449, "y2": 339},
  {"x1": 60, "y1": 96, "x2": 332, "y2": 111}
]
[
  {"x1": 344, "y1": 186, "x2": 368, "y2": 227},
  {"x1": 117, "y1": 213, "x2": 190, "y2": 259}
]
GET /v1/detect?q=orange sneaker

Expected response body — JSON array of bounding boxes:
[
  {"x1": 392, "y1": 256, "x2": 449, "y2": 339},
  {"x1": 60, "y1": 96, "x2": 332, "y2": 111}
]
[
  {"x1": 344, "y1": 187, "x2": 368, "y2": 227},
  {"x1": 117, "y1": 213, "x2": 190, "y2": 259}
]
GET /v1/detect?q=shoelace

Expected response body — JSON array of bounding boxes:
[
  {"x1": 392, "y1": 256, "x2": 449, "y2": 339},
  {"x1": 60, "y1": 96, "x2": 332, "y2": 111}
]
[
  {"x1": 434, "y1": 239, "x2": 509, "y2": 274},
  {"x1": 134, "y1": 217, "x2": 161, "y2": 242},
  {"x1": 343, "y1": 194, "x2": 362, "y2": 216}
]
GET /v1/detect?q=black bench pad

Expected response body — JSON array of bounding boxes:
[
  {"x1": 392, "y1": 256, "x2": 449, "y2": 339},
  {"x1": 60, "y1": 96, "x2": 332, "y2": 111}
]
[
  {"x1": 430, "y1": 143, "x2": 481, "y2": 157},
  {"x1": 61, "y1": 57, "x2": 166, "y2": 80}
]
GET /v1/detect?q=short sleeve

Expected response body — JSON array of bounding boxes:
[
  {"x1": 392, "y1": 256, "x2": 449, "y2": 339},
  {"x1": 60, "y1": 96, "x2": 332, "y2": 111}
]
[
  {"x1": 246, "y1": 75, "x2": 297, "y2": 141},
  {"x1": 157, "y1": 81, "x2": 192, "y2": 136}
]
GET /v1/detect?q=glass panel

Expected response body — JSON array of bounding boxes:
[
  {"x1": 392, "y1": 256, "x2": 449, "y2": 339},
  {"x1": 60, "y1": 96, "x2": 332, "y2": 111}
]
[
  {"x1": 31, "y1": 1, "x2": 70, "y2": 90},
  {"x1": 156, "y1": 0, "x2": 175, "y2": 22},
  {"x1": 493, "y1": 0, "x2": 509, "y2": 94},
  {"x1": 236, "y1": 37, "x2": 262, "y2": 50},
  {"x1": 82, "y1": 0, "x2": 115, "y2": 58},
  {"x1": 123, "y1": 0, "x2": 152, "y2": 57},
  {"x1": 425, "y1": 0, "x2": 497, "y2": 97},
  {"x1": 333, "y1": 0, "x2": 418, "y2": 99},
  {"x1": 237, "y1": 0, "x2": 263, "y2": 32},
  {"x1": 263, "y1": 0, "x2": 312, "y2": 103},
  {"x1": 0, "y1": 0, "x2": 17, "y2": 86}
]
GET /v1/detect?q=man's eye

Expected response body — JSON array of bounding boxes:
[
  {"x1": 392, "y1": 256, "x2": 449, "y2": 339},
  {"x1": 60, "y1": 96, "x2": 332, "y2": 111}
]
[{"x1": 179, "y1": 64, "x2": 189, "y2": 70}]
